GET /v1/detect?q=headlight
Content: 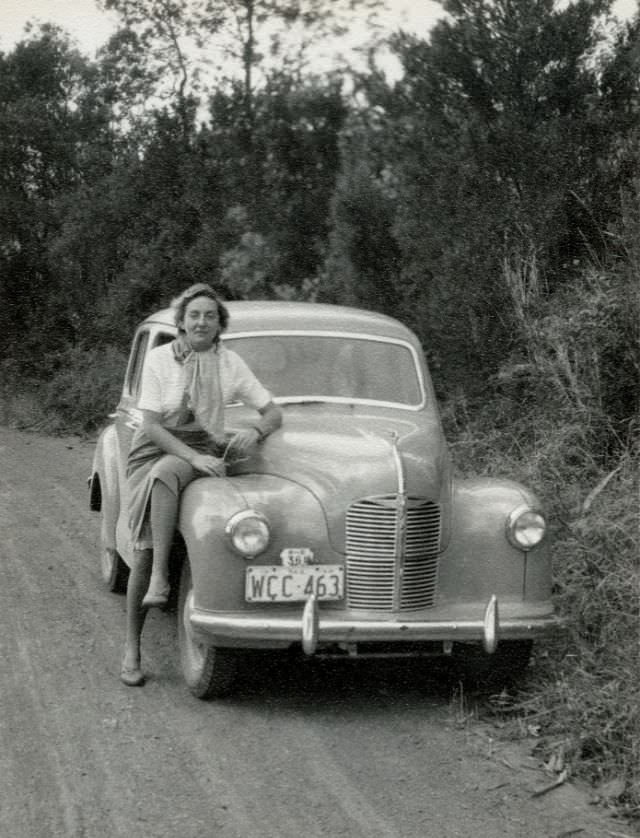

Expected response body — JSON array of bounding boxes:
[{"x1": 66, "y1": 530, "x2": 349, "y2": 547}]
[
  {"x1": 506, "y1": 505, "x2": 546, "y2": 550},
  {"x1": 225, "y1": 510, "x2": 270, "y2": 557}
]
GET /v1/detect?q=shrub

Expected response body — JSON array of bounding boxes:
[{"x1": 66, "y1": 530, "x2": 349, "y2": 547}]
[
  {"x1": 42, "y1": 344, "x2": 128, "y2": 434},
  {"x1": 442, "y1": 242, "x2": 639, "y2": 817}
]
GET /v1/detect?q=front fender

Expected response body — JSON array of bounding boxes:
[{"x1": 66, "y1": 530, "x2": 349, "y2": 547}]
[
  {"x1": 179, "y1": 474, "x2": 336, "y2": 612},
  {"x1": 438, "y1": 477, "x2": 551, "y2": 603}
]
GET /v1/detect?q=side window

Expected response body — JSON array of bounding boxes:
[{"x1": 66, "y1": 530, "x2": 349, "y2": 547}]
[
  {"x1": 125, "y1": 331, "x2": 150, "y2": 398},
  {"x1": 153, "y1": 332, "x2": 175, "y2": 349}
]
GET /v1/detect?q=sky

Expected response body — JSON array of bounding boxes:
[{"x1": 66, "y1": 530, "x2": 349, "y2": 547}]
[
  {"x1": 0, "y1": 0, "x2": 635, "y2": 78},
  {"x1": 0, "y1": 0, "x2": 448, "y2": 55}
]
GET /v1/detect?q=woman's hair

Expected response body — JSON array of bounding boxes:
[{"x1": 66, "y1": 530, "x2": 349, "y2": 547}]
[{"x1": 172, "y1": 283, "x2": 230, "y2": 338}]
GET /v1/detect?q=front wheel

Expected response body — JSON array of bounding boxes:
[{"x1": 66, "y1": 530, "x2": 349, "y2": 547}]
[{"x1": 177, "y1": 560, "x2": 238, "y2": 699}]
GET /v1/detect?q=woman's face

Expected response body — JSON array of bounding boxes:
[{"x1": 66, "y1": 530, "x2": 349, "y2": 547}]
[{"x1": 180, "y1": 295, "x2": 220, "y2": 351}]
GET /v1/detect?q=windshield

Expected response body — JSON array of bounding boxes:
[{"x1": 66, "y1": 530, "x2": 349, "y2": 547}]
[{"x1": 226, "y1": 334, "x2": 424, "y2": 407}]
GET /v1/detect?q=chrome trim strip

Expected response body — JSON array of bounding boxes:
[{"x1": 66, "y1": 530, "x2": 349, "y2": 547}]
[
  {"x1": 389, "y1": 432, "x2": 407, "y2": 611},
  {"x1": 271, "y1": 395, "x2": 424, "y2": 412},
  {"x1": 227, "y1": 330, "x2": 420, "y2": 347}
]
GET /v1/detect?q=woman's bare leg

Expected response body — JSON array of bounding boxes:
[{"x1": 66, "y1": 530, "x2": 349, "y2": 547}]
[
  {"x1": 144, "y1": 480, "x2": 179, "y2": 604},
  {"x1": 122, "y1": 548, "x2": 152, "y2": 684}
]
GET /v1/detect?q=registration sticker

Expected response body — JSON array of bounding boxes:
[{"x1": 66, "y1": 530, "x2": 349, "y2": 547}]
[
  {"x1": 246, "y1": 565, "x2": 344, "y2": 603},
  {"x1": 280, "y1": 547, "x2": 314, "y2": 568}
]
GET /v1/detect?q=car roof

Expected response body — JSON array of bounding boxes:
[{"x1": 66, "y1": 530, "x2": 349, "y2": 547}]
[{"x1": 144, "y1": 300, "x2": 418, "y2": 344}]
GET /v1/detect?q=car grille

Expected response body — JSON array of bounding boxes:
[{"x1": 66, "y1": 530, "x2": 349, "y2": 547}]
[{"x1": 345, "y1": 495, "x2": 441, "y2": 611}]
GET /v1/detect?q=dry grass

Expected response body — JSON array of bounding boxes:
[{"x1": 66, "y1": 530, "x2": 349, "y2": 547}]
[
  {"x1": 442, "y1": 244, "x2": 640, "y2": 820},
  {"x1": 445, "y1": 400, "x2": 639, "y2": 818},
  {"x1": 0, "y1": 344, "x2": 127, "y2": 435}
]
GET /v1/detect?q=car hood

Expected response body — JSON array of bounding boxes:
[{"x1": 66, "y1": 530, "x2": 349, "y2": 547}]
[{"x1": 231, "y1": 406, "x2": 450, "y2": 553}]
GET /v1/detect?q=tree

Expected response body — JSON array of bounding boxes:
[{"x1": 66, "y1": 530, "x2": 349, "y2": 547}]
[
  {"x1": 98, "y1": 0, "x2": 382, "y2": 132},
  {"x1": 96, "y1": 0, "x2": 224, "y2": 140},
  {"x1": 590, "y1": 12, "x2": 640, "y2": 233},
  {"x1": 0, "y1": 26, "x2": 112, "y2": 367},
  {"x1": 326, "y1": 0, "x2": 626, "y2": 392},
  {"x1": 196, "y1": 72, "x2": 348, "y2": 297},
  {"x1": 320, "y1": 112, "x2": 402, "y2": 315},
  {"x1": 85, "y1": 0, "x2": 375, "y2": 312}
]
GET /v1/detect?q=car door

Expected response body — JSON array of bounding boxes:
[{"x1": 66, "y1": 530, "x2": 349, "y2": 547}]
[
  {"x1": 113, "y1": 325, "x2": 176, "y2": 559},
  {"x1": 113, "y1": 327, "x2": 149, "y2": 559}
]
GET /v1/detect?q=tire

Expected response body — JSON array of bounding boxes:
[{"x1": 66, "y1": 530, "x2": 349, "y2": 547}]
[
  {"x1": 177, "y1": 560, "x2": 238, "y2": 699},
  {"x1": 101, "y1": 542, "x2": 129, "y2": 594},
  {"x1": 452, "y1": 640, "x2": 533, "y2": 690}
]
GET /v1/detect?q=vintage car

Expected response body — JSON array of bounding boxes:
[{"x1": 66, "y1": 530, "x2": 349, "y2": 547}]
[{"x1": 90, "y1": 301, "x2": 561, "y2": 698}]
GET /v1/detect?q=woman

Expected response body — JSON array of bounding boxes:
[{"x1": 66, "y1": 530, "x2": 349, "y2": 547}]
[{"x1": 121, "y1": 283, "x2": 282, "y2": 686}]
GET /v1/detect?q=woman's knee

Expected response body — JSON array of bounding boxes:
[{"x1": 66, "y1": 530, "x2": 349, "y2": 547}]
[{"x1": 150, "y1": 455, "x2": 197, "y2": 495}]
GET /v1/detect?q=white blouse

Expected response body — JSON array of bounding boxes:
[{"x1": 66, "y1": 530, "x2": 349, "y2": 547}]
[{"x1": 138, "y1": 342, "x2": 272, "y2": 427}]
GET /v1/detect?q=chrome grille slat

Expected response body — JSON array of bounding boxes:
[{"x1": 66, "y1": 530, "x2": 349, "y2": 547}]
[{"x1": 346, "y1": 495, "x2": 441, "y2": 611}]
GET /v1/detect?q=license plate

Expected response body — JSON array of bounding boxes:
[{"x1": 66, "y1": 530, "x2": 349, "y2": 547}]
[{"x1": 246, "y1": 565, "x2": 344, "y2": 603}]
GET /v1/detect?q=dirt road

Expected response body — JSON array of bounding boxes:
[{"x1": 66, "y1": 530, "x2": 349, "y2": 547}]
[{"x1": 0, "y1": 427, "x2": 619, "y2": 838}]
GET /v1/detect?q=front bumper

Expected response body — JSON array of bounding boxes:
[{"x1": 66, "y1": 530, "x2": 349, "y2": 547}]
[{"x1": 189, "y1": 595, "x2": 563, "y2": 656}]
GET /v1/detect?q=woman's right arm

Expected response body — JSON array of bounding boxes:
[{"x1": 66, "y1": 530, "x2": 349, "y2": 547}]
[{"x1": 141, "y1": 411, "x2": 224, "y2": 476}]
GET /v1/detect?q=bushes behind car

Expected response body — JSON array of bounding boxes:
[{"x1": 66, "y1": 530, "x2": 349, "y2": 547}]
[
  {"x1": 0, "y1": 343, "x2": 127, "y2": 434},
  {"x1": 441, "y1": 253, "x2": 639, "y2": 818}
]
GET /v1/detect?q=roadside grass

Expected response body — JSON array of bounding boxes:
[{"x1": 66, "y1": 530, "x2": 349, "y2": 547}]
[
  {"x1": 0, "y1": 344, "x2": 127, "y2": 436},
  {"x1": 0, "y1": 383, "x2": 68, "y2": 434},
  {"x1": 441, "y1": 245, "x2": 639, "y2": 821},
  {"x1": 443, "y1": 396, "x2": 639, "y2": 821}
]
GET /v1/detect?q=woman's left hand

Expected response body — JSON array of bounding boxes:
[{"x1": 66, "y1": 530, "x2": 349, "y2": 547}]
[{"x1": 226, "y1": 428, "x2": 261, "y2": 459}]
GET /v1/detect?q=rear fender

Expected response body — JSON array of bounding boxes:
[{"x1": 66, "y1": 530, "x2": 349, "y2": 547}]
[{"x1": 90, "y1": 424, "x2": 121, "y2": 552}]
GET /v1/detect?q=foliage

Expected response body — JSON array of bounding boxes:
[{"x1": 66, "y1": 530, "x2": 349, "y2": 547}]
[
  {"x1": 443, "y1": 207, "x2": 639, "y2": 812},
  {"x1": 97, "y1": 0, "x2": 382, "y2": 129},
  {"x1": 0, "y1": 25, "x2": 112, "y2": 359},
  {"x1": 42, "y1": 343, "x2": 128, "y2": 433},
  {"x1": 0, "y1": 342, "x2": 127, "y2": 434},
  {"x1": 327, "y1": 0, "x2": 635, "y2": 394},
  {"x1": 205, "y1": 74, "x2": 347, "y2": 294}
]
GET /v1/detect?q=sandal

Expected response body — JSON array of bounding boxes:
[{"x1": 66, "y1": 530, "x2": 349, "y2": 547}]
[
  {"x1": 142, "y1": 583, "x2": 170, "y2": 609},
  {"x1": 120, "y1": 665, "x2": 145, "y2": 687}
]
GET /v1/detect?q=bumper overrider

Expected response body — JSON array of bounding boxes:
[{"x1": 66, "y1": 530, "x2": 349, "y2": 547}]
[{"x1": 188, "y1": 595, "x2": 564, "y2": 656}]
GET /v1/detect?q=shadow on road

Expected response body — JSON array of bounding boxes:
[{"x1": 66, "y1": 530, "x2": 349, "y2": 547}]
[{"x1": 221, "y1": 649, "x2": 462, "y2": 712}]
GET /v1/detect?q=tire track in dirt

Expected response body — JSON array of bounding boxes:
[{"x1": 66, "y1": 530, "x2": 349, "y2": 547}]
[{"x1": 0, "y1": 452, "x2": 255, "y2": 838}]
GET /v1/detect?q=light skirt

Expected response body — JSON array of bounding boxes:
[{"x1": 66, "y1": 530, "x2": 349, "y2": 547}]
[{"x1": 126, "y1": 428, "x2": 223, "y2": 550}]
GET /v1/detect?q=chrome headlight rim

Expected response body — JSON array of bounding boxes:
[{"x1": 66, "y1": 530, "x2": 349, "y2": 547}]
[
  {"x1": 225, "y1": 509, "x2": 270, "y2": 558},
  {"x1": 506, "y1": 504, "x2": 547, "y2": 551}
]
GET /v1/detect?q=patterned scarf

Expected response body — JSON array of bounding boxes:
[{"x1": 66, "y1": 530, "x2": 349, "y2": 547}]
[{"x1": 172, "y1": 335, "x2": 225, "y2": 445}]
